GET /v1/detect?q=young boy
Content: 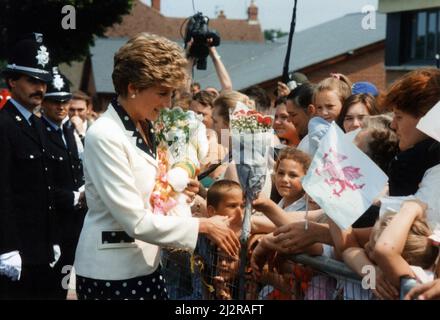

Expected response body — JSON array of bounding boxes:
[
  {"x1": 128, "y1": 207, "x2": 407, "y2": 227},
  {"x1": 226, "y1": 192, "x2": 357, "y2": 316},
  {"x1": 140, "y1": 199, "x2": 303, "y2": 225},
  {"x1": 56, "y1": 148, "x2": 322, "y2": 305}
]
[
  {"x1": 207, "y1": 180, "x2": 244, "y2": 235},
  {"x1": 195, "y1": 180, "x2": 244, "y2": 299}
]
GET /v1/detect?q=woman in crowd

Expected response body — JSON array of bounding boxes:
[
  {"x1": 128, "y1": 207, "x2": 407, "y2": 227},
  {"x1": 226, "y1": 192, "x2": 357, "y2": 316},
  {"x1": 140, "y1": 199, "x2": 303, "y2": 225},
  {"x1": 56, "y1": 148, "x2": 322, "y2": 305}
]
[
  {"x1": 74, "y1": 33, "x2": 239, "y2": 300},
  {"x1": 337, "y1": 93, "x2": 379, "y2": 133},
  {"x1": 384, "y1": 68, "x2": 440, "y2": 197},
  {"x1": 273, "y1": 97, "x2": 300, "y2": 147},
  {"x1": 373, "y1": 68, "x2": 440, "y2": 299}
]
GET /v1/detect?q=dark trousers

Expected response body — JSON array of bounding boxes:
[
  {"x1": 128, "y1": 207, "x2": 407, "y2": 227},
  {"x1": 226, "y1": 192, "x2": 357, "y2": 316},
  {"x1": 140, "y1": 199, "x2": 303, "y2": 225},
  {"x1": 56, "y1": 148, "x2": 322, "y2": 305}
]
[{"x1": 0, "y1": 264, "x2": 59, "y2": 300}]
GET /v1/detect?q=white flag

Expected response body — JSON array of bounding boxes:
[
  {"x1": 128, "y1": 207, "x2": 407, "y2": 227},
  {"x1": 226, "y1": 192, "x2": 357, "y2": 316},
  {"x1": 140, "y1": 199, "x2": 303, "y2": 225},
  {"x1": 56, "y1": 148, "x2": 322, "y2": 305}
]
[
  {"x1": 416, "y1": 101, "x2": 440, "y2": 143},
  {"x1": 302, "y1": 122, "x2": 388, "y2": 229}
]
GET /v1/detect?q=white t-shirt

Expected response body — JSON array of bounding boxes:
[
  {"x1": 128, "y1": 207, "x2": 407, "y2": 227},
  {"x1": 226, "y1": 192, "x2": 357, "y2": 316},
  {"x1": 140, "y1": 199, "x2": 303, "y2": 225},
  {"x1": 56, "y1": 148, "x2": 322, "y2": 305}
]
[
  {"x1": 378, "y1": 164, "x2": 440, "y2": 231},
  {"x1": 297, "y1": 134, "x2": 310, "y2": 155},
  {"x1": 278, "y1": 196, "x2": 307, "y2": 212},
  {"x1": 414, "y1": 163, "x2": 440, "y2": 229}
]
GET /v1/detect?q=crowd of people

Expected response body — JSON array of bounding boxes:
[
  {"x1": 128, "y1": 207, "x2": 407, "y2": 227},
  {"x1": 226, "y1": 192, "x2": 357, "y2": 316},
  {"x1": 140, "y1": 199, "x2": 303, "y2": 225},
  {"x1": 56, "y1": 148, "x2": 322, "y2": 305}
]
[{"x1": 1, "y1": 30, "x2": 440, "y2": 301}]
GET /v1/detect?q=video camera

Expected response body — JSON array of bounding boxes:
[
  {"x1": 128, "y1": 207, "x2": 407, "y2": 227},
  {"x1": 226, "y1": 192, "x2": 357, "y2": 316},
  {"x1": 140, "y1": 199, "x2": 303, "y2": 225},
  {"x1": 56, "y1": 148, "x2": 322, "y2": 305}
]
[{"x1": 184, "y1": 12, "x2": 220, "y2": 70}]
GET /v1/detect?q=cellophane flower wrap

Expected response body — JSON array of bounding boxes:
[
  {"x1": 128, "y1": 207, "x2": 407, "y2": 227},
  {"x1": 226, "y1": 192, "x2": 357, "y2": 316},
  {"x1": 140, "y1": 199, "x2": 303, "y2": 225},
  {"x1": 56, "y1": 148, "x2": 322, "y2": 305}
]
[
  {"x1": 230, "y1": 102, "x2": 274, "y2": 298},
  {"x1": 152, "y1": 107, "x2": 209, "y2": 217},
  {"x1": 230, "y1": 102, "x2": 274, "y2": 233},
  {"x1": 230, "y1": 102, "x2": 274, "y2": 200}
]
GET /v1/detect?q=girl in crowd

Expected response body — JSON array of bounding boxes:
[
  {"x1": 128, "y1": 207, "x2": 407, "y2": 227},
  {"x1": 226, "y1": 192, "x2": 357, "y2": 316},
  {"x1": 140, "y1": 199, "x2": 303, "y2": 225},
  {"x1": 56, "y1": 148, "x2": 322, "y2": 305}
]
[
  {"x1": 190, "y1": 90, "x2": 228, "y2": 189},
  {"x1": 274, "y1": 147, "x2": 310, "y2": 212},
  {"x1": 273, "y1": 97, "x2": 300, "y2": 147},
  {"x1": 312, "y1": 73, "x2": 352, "y2": 123},
  {"x1": 329, "y1": 201, "x2": 438, "y2": 300},
  {"x1": 337, "y1": 93, "x2": 380, "y2": 133},
  {"x1": 211, "y1": 90, "x2": 251, "y2": 143},
  {"x1": 297, "y1": 74, "x2": 351, "y2": 154},
  {"x1": 251, "y1": 147, "x2": 321, "y2": 238},
  {"x1": 354, "y1": 114, "x2": 399, "y2": 173}
]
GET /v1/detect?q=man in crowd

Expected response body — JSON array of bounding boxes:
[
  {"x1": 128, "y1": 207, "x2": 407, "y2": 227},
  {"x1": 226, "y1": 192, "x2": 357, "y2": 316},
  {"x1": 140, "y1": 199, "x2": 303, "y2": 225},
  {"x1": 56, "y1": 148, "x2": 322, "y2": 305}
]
[{"x1": 68, "y1": 90, "x2": 93, "y2": 144}]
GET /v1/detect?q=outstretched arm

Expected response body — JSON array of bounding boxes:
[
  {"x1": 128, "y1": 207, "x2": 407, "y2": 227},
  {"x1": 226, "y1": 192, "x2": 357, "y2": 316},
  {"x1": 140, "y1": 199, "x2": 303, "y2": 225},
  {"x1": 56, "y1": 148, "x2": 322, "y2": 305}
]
[
  {"x1": 209, "y1": 46, "x2": 232, "y2": 92},
  {"x1": 374, "y1": 200, "x2": 425, "y2": 286},
  {"x1": 328, "y1": 218, "x2": 372, "y2": 260},
  {"x1": 342, "y1": 247, "x2": 399, "y2": 299},
  {"x1": 252, "y1": 195, "x2": 324, "y2": 227}
]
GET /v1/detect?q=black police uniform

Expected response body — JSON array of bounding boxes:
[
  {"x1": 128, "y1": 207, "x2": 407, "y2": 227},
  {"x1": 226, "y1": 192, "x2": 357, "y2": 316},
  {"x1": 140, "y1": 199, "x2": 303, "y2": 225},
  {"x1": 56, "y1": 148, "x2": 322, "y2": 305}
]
[
  {"x1": 40, "y1": 68, "x2": 86, "y2": 299},
  {"x1": 0, "y1": 34, "x2": 59, "y2": 300}
]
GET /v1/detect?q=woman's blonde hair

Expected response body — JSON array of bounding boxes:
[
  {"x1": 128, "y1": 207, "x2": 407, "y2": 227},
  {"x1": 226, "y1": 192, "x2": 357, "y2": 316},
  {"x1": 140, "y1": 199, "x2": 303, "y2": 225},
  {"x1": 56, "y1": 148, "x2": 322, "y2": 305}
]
[
  {"x1": 372, "y1": 212, "x2": 439, "y2": 269},
  {"x1": 112, "y1": 33, "x2": 188, "y2": 97},
  {"x1": 212, "y1": 90, "x2": 250, "y2": 124},
  {"x1": 313, "y1": 73, "x2": 352, "y2": 105}
]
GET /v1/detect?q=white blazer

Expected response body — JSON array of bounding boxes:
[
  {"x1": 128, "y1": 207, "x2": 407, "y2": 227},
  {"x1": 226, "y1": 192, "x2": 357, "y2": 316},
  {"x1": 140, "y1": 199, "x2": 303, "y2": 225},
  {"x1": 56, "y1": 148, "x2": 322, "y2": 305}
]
[{"x1": 74, "y1": 104, "x2": 199, "y2": 281}]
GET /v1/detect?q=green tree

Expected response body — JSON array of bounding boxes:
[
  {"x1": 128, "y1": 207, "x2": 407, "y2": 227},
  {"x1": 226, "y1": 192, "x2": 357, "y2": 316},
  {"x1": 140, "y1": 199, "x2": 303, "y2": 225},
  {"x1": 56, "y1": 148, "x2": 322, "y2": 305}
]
[
  {"x1": 264, "y1": 29, "x2": 288, "y2": 42},
  {"x1": 0, "y1": 0, "x2": 134, "y2": 65}
]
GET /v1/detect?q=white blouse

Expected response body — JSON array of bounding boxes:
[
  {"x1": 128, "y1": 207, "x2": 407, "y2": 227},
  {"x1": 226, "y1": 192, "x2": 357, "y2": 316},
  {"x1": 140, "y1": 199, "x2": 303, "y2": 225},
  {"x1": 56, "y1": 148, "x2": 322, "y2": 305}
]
[{"x1": 278, "y1": 195, "x2": 307, "y2": 212}]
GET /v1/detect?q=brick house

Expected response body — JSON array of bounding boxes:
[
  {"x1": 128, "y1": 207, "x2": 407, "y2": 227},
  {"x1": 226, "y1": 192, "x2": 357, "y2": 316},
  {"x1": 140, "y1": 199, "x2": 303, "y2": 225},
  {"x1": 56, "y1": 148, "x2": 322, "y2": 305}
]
[{"x1": 106, "y1": 0, "x2": 264, "y2": 43}]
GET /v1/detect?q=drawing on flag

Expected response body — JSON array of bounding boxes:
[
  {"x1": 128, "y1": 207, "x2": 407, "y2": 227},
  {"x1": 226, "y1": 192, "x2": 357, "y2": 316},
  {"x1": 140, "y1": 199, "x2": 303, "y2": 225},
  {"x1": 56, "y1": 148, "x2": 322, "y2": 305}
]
[
  {"x1": 302, "y1": 122, "x2": 388, "y2": 229},
  {"x1": 315, "y1": 147, "x2": 365, "y2": 197}
]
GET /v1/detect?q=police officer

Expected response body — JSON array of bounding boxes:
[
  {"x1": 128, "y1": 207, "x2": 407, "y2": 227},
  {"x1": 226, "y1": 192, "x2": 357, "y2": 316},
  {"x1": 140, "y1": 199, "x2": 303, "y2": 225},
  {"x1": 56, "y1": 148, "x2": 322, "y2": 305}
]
[
  {"x1": 0, "y1": 33, "x2": 60, "y2": 299},
  {"x1": 40, "y1": 67, "x2": 87, "y2": 299}
]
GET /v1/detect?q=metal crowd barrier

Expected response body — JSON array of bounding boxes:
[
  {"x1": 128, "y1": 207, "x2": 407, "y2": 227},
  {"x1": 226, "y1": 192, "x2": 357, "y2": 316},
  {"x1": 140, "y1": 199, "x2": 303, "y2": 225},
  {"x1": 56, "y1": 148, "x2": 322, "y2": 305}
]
[{"x1": 160, "y1": 240, "x2": 419, "y2": 300}]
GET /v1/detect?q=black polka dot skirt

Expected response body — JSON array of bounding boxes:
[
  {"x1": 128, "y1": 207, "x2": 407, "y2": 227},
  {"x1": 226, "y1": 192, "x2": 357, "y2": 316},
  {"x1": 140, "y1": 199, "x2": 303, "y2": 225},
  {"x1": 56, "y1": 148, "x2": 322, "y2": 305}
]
[{"x1": 76, "y1": 269, "x2": 168, "y2": 300}]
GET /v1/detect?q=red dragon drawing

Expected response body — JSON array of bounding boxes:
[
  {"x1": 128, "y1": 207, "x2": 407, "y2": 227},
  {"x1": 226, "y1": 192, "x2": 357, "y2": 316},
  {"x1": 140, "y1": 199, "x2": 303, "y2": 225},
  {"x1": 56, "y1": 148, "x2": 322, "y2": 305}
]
[{"x1": 315, "y1": 148, "x2": 365, "y2": 197}]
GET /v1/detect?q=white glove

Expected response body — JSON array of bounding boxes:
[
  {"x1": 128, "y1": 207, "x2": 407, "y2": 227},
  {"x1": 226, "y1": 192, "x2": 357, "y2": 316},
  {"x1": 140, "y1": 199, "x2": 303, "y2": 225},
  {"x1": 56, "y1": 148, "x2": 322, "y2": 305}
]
[
  {"x1": 49, "y1": 245, "x2": 61, "y2": 268},
  {"x1": 0, "y1": 250, "x2": 22, "y2": 281},
  {"x1": 73, "y1": 185, "x2": 86, "y2": 207}
]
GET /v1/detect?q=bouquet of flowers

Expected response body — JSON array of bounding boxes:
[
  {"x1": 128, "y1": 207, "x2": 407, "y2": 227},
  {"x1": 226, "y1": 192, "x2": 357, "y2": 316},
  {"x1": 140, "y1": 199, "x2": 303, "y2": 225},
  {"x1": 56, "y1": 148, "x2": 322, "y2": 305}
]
[
  {"x1": 230, "y1": 102, "x2": 274, "y2": 203},
  {"x1": 152, "y1": 107, "x2": 209, "y2": 217},
  {"x1": 230, "y1": 102, "x2": 274, "y2": 298},
  {"x1": 230, "y1": 108, "x2": 273, "y2": 133}
]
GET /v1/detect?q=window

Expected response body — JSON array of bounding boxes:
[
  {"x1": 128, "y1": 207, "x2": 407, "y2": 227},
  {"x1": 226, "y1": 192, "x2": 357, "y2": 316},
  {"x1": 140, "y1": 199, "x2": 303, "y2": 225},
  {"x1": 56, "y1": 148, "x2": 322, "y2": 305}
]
[{"x1": 407, "y1": 9, "x2": 440, "y2": 63}]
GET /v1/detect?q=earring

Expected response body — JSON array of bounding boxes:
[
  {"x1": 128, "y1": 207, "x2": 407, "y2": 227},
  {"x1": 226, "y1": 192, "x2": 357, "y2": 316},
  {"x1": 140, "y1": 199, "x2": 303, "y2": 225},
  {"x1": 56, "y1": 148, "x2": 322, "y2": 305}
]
[{"x1": 131, "y1": 94, "x2": 136, "y2": 99}]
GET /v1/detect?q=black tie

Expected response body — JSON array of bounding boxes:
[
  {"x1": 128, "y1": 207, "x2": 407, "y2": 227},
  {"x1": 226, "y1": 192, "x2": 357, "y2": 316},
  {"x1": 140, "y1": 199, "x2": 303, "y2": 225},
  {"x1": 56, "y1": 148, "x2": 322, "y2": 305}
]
[
  {"x1": 58, "y1": 127, "x2": 67, "y2": 148},
  {"x1": 29, "y1": 114, "x2": 38, "y2": 127}
]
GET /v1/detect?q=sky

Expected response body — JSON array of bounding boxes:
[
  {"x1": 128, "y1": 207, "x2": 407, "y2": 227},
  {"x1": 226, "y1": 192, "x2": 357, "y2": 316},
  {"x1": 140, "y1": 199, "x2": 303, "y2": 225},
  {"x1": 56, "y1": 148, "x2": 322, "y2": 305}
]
[{"x1": 143, "y1": 0, "x2": 379, "y2": 32}]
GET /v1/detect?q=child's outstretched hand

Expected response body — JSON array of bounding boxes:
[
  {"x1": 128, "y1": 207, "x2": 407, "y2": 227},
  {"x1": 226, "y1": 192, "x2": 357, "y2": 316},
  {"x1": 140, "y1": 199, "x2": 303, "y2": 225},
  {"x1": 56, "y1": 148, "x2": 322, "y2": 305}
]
[
  {"x1": 252, "y1": 194, "x2": 276, "y2": 214},
  {"x1": 213, "y1": 276, "x2": 232, "y2": 300},
  {"x1": 250, "y1": 235, "x2": 277, "y2": 279}
]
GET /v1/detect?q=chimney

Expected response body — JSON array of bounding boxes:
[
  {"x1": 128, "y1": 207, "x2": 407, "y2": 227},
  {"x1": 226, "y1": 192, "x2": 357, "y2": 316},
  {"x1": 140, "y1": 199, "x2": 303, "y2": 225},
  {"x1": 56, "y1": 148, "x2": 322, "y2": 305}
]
[
  {"x1": 151, "y1": 0, "x2": 161, "y2": 12},
  {"x1": 247, "y1": 0, "x2": 258, "y2": 24},
  {"x1": 217, "y1": 10, "x2": 226, "y2": 19}
]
